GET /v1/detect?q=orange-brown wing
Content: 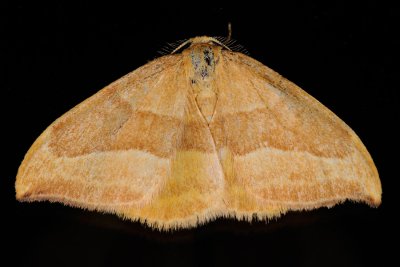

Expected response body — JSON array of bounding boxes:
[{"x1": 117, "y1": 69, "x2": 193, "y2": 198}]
[
  {"x1": 210, "y1": 51, "x2": 381, "y2": 219},
  {"x1": 16, "y1": 54, "x2": 224, "y2": 228}
]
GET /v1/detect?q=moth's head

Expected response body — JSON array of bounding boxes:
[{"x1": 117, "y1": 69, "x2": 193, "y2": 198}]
[{"x1": 171, "y1": 36, "x2": 231, "y2": 54}]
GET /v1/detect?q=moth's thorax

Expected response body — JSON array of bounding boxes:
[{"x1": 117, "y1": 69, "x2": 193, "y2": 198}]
[{"x1": 183, "y1": 43, "x2": 222, "y2": 123}]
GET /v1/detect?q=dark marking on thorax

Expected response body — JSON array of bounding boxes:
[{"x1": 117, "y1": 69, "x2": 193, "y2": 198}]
[
  {"x1": 190, "y1": 46, "x2": 216, "y2": 80},
  {"x1": 185, "y1": 44, "x2": 221, "y2": 124}
]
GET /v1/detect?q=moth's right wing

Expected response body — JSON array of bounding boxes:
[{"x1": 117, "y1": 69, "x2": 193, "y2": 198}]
[{"x1": 16, "y1": 54, "x2": 226, "y2": 229}]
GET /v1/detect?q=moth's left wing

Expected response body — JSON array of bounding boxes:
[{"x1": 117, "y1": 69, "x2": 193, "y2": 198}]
[{"x1": 210, "y1": 51, "x2": 381, "y2": 218}]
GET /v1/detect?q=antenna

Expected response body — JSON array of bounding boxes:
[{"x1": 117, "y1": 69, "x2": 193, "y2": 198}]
[{"x1": 227, "y1": 22, "x2": 232, "y2": 41}]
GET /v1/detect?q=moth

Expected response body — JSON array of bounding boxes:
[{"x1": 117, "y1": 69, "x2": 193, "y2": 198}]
[{"x1": 16, "y1": 36, "x2": 381, "y2": 230}]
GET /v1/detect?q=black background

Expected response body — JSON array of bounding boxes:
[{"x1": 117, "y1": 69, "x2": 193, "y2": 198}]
[{"x1": 2, "y1": 2, "x2": 398, "y2": 266}]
